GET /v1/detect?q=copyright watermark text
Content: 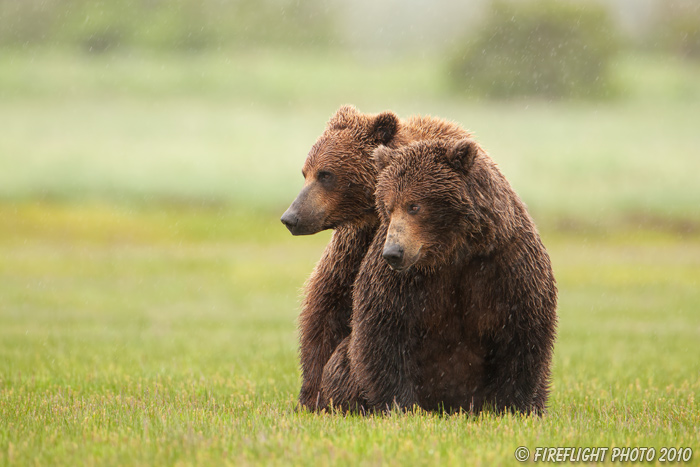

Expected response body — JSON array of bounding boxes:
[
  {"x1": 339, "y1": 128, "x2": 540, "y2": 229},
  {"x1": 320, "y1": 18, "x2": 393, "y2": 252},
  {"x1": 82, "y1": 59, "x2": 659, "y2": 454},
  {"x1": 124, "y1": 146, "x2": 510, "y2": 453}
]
[{"x1": 514, "y1": 446, "x2": 693, "y2": 463}]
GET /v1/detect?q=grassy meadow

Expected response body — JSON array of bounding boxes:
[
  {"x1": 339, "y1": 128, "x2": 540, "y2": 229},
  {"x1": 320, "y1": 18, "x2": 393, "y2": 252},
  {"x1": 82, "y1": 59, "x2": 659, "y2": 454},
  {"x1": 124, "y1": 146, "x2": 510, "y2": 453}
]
[{"x1": 1, "y1": 50, "x2": 699, "y2": 465}]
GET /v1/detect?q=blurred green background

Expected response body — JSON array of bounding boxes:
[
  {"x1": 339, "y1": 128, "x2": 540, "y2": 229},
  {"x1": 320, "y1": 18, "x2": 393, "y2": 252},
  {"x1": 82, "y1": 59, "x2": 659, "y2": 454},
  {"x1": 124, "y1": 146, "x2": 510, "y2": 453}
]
[
  {"x1": 1, "y1": 0, "x2": 699, "y2": 464},
  {"x1": 0, "y1": 0, "x2": 699, "y2": 222}
]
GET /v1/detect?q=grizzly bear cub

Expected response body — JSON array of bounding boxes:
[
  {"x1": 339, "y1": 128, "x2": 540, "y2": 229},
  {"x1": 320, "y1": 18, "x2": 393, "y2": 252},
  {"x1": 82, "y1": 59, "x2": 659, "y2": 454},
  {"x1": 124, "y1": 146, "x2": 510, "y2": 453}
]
[
  {"x1": 281, "y1": 106, "x2": 469, "y2": 411},
  {"x1": 322, "y1": 138, "x2": 558, "y2": 414}
]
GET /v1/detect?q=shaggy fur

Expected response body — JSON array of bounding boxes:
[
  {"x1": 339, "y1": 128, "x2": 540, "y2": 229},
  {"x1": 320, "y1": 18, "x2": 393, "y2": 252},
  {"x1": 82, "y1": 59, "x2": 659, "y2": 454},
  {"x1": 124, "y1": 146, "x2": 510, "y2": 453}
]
[
  {"x1": 322, "y1": 138, "x2": 558, "y2": 414},
  {"x1": 283, "y1": 105, "x2": 471, "y2": 410}
]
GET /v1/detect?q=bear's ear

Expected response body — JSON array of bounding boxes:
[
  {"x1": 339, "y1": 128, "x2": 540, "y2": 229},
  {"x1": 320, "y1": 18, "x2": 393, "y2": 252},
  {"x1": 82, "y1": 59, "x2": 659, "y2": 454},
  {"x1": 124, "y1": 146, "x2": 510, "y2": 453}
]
[
  {"x1": 370, "y1": 111, "x2": 399, "y2": 145},
  {"x1": 372, "y1": 145, "x2": 394, "y2": 172},
  {"x1": 329, "y1": 105, "x2": 360, "y2": 129},
  {"x1": 446, "y1": 138, "x2": 480, "y2": 172}
]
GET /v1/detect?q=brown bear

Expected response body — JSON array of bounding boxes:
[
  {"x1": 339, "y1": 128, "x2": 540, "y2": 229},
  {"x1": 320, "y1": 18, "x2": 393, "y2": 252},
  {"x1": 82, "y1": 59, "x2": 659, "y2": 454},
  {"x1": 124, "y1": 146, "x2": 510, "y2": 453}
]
[
  {"x1": 281, "y1": 105, "x2": 470, "y2": 411},
  {"x1": 321, "y1": 138, "x2": 558, "y2": 414}
]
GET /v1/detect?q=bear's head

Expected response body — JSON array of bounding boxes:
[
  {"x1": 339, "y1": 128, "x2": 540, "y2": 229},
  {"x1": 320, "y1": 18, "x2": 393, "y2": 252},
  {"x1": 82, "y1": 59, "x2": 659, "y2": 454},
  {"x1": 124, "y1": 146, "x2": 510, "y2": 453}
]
[
  {"x1": 374, "y1": 138, "x2": 517, "y2": 272},
  {"x1": 280, "y1": 105, "x2": 400, "y2": 235}
]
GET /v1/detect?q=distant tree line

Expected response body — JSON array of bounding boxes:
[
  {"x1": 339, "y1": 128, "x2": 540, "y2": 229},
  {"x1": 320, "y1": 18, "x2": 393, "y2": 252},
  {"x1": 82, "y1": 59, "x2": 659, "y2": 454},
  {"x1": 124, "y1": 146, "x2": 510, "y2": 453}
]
[
  {"x1": 449, "y1": 0, "x2": 619, "y2": 99},
  {"x1": 1, "y1": 0, "x2": 698, "y2": 99},
  {"x1": 448, "y1": 0, "x2": 700, "y2": 99}
]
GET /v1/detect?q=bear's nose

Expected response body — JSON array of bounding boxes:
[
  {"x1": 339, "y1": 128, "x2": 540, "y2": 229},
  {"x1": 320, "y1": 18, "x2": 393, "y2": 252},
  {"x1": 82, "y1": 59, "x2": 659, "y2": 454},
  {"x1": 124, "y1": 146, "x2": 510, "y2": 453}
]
[
  {"x1": 382, "y1": 243, "x2": 404, "y2": 269},
  {"x1": 280, "y1": 210, "x2": 299, "y2": 233}
]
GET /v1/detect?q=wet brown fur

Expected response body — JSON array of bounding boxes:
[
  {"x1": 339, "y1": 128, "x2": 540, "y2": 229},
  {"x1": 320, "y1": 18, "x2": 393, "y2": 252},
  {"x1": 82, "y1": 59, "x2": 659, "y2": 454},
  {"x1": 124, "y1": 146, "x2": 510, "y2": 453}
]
[
  {"x1": 294, "y1": 106, "x2": 472, "y2": 410},
  {"x1": 322, "y1": 138, "x2": 558, "y2": 414}
]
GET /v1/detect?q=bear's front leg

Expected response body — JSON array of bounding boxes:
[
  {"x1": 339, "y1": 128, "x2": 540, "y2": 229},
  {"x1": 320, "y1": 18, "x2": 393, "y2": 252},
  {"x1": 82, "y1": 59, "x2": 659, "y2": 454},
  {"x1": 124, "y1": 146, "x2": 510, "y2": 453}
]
[
  {"x1": 350, "y1": 295, "x2": 421, "y2": 412},
  {"x1": 320, "y1": 337, "x2": 367, "y2": 413},
  {"x1": 298, "y1": 298, "x2": 351, "y2": 411},
  {"x1": 297, "y1": 226, "x2": 374, "y2": 411},
  {"x1": 482, "y1": 303, "x2": 556, "y2": 415}
]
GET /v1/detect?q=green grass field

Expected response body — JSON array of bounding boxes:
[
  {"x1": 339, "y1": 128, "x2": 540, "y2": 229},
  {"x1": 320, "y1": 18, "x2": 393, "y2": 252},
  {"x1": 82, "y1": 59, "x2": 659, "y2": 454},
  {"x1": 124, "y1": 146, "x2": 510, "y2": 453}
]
[
  {"x1": 1, "y1": 204, "x2": 698, "y2": 465},
  {"x1": 1, "y1": 50, "x2": 699, "y2": 465}
]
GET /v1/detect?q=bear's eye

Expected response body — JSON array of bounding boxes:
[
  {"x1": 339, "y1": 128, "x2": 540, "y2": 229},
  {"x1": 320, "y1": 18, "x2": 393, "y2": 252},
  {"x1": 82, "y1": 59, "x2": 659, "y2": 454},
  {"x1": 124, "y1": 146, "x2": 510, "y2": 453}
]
[
  {"x1": 407, "y1": 204, "x2": 421, "y2": 215},
  {"x1": 317, "y1": 171, "x2": 334, "y2": 184}
]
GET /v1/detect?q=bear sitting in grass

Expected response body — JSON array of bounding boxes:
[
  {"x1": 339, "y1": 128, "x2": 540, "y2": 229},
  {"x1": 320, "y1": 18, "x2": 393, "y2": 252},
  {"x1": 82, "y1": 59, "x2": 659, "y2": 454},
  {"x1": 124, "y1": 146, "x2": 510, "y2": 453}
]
[
  {"x1": 322, "y1": 138, "x2": 558, "y2": 414},
  {"x1": 281, "y1": 106, "x2": 470, "y2": 411}
]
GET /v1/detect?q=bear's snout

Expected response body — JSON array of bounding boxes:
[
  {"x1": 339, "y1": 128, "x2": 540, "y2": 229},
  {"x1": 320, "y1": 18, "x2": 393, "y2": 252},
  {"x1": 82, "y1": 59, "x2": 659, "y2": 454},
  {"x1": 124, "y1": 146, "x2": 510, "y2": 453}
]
[
  {"x1": 382, "y1": 243, "x2": 405, "y2": 270},
  {"x1": 281, "y1": 184, "x2": 330, "y2": 235},
  {"x1": 280, "y1": 209, "x2": 300, "y2": 233}
]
